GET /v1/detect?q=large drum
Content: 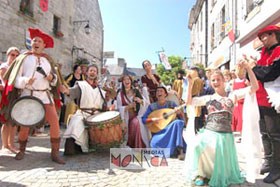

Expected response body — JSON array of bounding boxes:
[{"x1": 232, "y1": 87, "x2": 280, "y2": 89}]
[
  {"x1": 10, "y1": 96, "x2": 45, "y2": 127},
  {"x1": 85, "y1": 111, "x2": 124, "y2": 150}
]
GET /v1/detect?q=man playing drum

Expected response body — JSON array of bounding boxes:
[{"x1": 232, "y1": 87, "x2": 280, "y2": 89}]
[
  {"x1": 0, "y1": 28, "x2": 65, "y2": 164},
  {"x1": 61, "y1": 64, "x2": 108, "y2": 154}
]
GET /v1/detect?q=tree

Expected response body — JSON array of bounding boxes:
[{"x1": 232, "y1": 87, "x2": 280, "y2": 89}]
[{"x1": 156, "y1": 55, "x2": 185, "y2": 86}]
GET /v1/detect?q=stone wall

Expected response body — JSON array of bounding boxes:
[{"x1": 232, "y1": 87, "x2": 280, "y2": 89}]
[{"x1": 0, "y1": 0, "x2": 103, "y2": 76}]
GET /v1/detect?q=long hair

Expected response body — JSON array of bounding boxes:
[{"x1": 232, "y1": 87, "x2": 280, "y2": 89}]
[{"x1": 120, "y1": 74, "x2": 143, "y2": 114}]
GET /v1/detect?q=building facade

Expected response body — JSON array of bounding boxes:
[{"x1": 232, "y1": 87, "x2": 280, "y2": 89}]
[
  {"x1": 188, "y1": 0, "x2": 280, "y2": 70},
  {"x1": 0, "y1": 0, "x2": 103, "y2": 75}
]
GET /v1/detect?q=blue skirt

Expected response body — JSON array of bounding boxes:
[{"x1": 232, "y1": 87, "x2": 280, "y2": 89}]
[{"x1": 150, "y1": 119, "x2": 186, "y2": 157}]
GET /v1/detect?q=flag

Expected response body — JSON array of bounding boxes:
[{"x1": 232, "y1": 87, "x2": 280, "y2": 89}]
[
  {"x1": 158, "y1": 52, "x2": 172, "y2": 70},
  {"x1": 25, "y1": 29, "x2": 31, "y2": 50},
  {"x1": 224, "y1": 18, "x2": 235, "y2": 43},
  {"x1": 40, "y1": 0, "x2": 49, "y2": 12},
  {"x1": 228, "y1": 29, "x2": 235, "y2": 42}
]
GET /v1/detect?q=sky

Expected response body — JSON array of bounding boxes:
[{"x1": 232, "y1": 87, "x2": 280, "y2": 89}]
[{"x1": 99, "y1": 0, "x2": 196, "y2": 68}]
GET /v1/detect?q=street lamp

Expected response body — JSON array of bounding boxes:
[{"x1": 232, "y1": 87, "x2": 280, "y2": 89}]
[{"x1": 73, "y1": 20, "x2": 91, "y2": 34}]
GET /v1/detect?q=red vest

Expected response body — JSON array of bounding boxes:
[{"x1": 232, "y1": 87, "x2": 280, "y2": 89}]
[{"x1": 256, "y1": 45, "x2": 280, "y2": 107}]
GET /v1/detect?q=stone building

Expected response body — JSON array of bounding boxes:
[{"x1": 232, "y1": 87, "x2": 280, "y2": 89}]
[{"x1": 0, "y1": 0, "x2": 103, "y2": 75}]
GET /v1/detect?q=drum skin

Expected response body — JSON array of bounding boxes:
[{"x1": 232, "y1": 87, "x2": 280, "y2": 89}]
[
  {"x1": 85, "y1": 111, "x2": 124, "y2": 149},
  {"x1": 10, "y1": 96, "x2": 45, "y2": 127}
]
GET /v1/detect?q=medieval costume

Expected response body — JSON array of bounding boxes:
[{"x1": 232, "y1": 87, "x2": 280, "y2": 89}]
[
  {"x1": 117, "y1": 88, "x2": 150, "y2": 148},
  {"x1": 184, "y1": 93, "x2": 246, "y2": 186},
  {"x1": 63, "y1": 80, "x2": 105, "y2": 153},
  {"x1": 142, "y1": 95, "x2": 186, "y2": 158},
  {"x1": 251, "y1": 25, "x2": 280, "y2": 183},
  {"x1": 0, "y1": 28, "x2": 65, "y2": 164}
]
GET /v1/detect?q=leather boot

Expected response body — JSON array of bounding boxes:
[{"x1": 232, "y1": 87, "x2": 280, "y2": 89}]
[
  {"x1": 260, "y1": 133, "x2": 272, "y2": 175},
  {"x1": 260, "y1": 158, "x2": 272, "y2": 175},
  {"x1": 263, "y1": 168, "x2": 280, "y2": 183},
  {"x1": 263, "y1": 137, "x2": 280, "y2": 183},
  {"x1": 15, "y1": 140, "x2": 27, "y2": 160},
  {"x1": 50, "y1": 138, "x2": 65, "y2": 164}
]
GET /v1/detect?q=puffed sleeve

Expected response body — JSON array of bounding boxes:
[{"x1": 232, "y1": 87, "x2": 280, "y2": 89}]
[
  {"x1": 252, "y1": 58, "x2": 280, "y2": 82},
  {"x1": 229, "y1": 86, "x2": 251, "y2": 103},
  {"x1": 141, "y1": 105, "x2": 153, "y2": 125},
  {"x1": 191, "y1": 95, "x2": 211, "y2": 106}
]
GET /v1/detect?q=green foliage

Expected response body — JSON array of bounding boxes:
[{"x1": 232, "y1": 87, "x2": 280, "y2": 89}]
[
  {"x1": 156, "y1": 56, "x2": 185, "y2": 86},
  {"x1": 75, "y1": 58, "x2": 90, "y2": 65},
  {"x1": 194, "y1": 63, "x2": 205, "y2": 71}
]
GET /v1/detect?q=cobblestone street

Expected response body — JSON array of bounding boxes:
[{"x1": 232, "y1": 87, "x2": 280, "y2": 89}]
[{"x1": 0, "y1": 127, "x2": 280, "y2": 187}]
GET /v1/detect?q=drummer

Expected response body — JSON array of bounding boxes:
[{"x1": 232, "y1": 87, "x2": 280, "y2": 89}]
[
  {"x1": 141, "y1": 86, "x2": 186, "y2": 159},
  {"x1": 60, "y1": 64, "x2": 109, "y2": 155},
  {"x1": 0, "y1": 28, "x2": 65, "y2": 164}
]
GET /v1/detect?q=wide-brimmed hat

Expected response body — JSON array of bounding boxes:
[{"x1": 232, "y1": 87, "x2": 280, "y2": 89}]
[
  {"x1": 257, "y1": 25, "x2": 280, "y2": 39},
  {"x1": 29, "y1": 28, "x2": 54, "y2": 48}
]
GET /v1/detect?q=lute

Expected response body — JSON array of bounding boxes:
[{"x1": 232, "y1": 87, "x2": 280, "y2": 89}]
[{"x1": 147, "y1": 103, "x2": 186, "y2": 133}]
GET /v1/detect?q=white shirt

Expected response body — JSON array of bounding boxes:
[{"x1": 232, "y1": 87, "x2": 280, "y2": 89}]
[{"x1": 15, "y1": 55, "x2": 57, "y2": 104}]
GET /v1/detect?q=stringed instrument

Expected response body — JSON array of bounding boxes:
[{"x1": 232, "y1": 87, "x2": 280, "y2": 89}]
[{"x1": 147, "y1": 103, "x2": 186, "y2": 133}]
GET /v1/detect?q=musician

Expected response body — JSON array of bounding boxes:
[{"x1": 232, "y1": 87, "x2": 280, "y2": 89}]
[
  {"x1": 244, "y1": 25, "x2": 280, "y2": 183},
  {"x1": 63, "y1": 64, "x2": 84, "y2": 125},
  {"x1": 117, "y1": 74, "x2": 150, "y2": 148},
  {"x1": 141, "y1": 60, "x2": 161, "y2": 103},
  {"x1": 0, "y1": 47, "x2": 20, "y2": 154},
  {"x1": 187, "y1": 67, "x2": 204, "y2": 133},
  {"x1": 184, "y1": 62, "x2": 259, "y2": 186},
  {"x1": 141, "y1": 86, "x2": 186, "y2": 159},
  {"x1": 0, "y1": 28, "x2": 65, "y2": 164},
  {"x1": 61, "y1": 64, "x2": 107, "y2": 154},
  {"x1": 172, "y1": 69, "x2": 185, "y2": 101}
]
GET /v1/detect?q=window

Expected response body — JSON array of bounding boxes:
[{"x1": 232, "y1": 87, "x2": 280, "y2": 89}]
[
  {"x1": 220, "y1": 6, "x2": 226, "y2": 40},
  {"x1": 53, "y1": 16, "x2": 63, "y2": 37},
  {"x1": 20, "y1": 0, "x2": 33, "y2": 17},
  {"x1": 245, "y1": 0, "x2": 263, "y2": 18},
  {"x1": 211, "y1": 23, "x2": 215, "y2": 50},
  {"x1": 211, "y1": 0, "x2": 217, "y2": 8},
  {"x1": 1, "y1": 51, "x2": 6, "y2": 62},
  {"x1": 200, "y1": 12, "x2": 203, "y2": 31},
  {"x1": 200, "y1": 45, "x2": 203, "y2": 63}
]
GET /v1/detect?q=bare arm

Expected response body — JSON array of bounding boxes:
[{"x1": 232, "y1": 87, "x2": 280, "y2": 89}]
[
  {"x1": 185, "y1": 75, "x2": 194, "y2": 105},
  {"x1": 244, "y1": 61, "x2": 259, "y2": 94}
]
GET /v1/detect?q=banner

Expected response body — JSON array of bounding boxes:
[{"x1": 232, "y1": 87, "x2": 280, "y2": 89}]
[
  {"x1": 158, "y1": 52, "x2": 172, "y2": 70},
  {"x1": 224, "y1": 18, "x2": 235, "y2": 43},
  {"x1": 40, "y1": 0, "x2": 49, "y2": 12},
  {"x1": 25, "y1": 29, "x2": 31, "y2": 50}
]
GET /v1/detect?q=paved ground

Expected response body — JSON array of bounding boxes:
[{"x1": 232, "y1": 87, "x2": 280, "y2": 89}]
[{"x1": 0, "y1": 126, "x2": 280, "y2": 187}]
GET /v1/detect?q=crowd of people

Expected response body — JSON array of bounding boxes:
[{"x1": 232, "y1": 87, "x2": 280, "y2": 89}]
[{"x1": 0, "y1": 24, "x2": 280, "y2": 186}]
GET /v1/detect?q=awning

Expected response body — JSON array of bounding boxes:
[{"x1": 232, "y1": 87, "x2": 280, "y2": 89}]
[
  {"x1": 207, "y1": 56, "x2": 225, "y2": 69},
  {"x1": 253, "y1": 37, "x2": 263, "y2": 50}
]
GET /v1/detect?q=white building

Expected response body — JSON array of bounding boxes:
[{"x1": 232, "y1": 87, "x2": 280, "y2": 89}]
[
  {"x1": 236, "y1": 0, "x2": 280, "y2": 59},
  {"x1": 188, "y1": 0, "x2": 280, "y2": 70}
]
